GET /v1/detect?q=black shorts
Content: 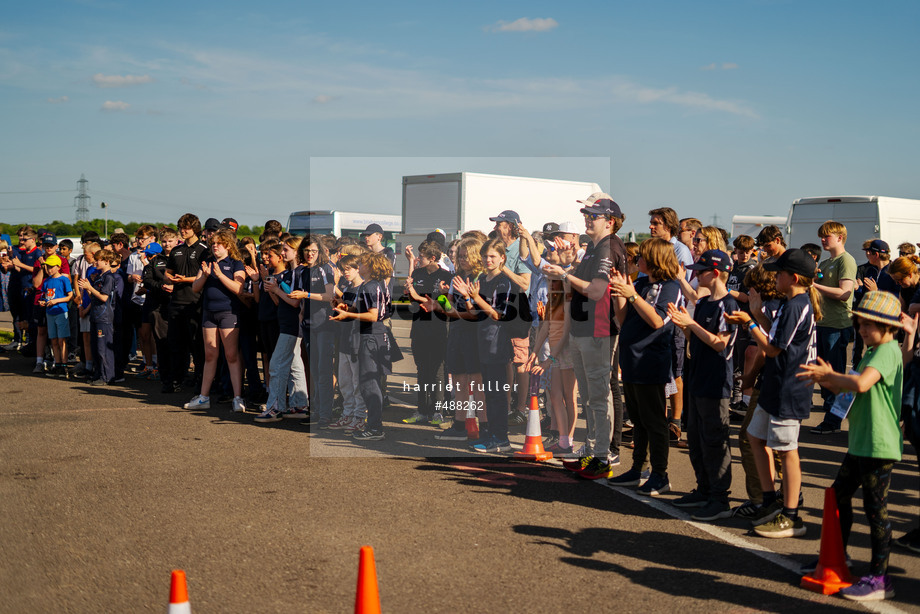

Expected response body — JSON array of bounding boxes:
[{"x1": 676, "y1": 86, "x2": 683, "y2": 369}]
[
  {"x1": 31, "y1": 303, "x2": 46, "y2": 328},
  {"x1": 446, "y1": 323, "x2": 480, "y2": 375},
  {"x1": 202, "y1": 309, "x2": 239, "y2": 329},
  {"x1": 124, "y1": 301, "x2": 144, "y2": 329}
]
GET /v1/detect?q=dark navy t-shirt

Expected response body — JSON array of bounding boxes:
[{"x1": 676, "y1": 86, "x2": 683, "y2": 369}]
[
  {"x1": 476, "y1": 272, "x2": 513, "y2": 364},
  {"x1": 757, "y1": 292, "x2": 817, "y2": 420},
  {"x1": 17, "y1": 246, "x2": 41, "y2": 292},
  {"x1": 570, "y1": 237, "x2": 615, "y2": 338},
  {"x1": 618, "y1": 278, "x2": 681, "y2": 385},
  {"x1": 257, "y1": 275, "x2": 280, "y2": 322},
  {"x1": 91, "y1": 271, "x2": 116, "y2": 323},
  {"x1": 357, "y1": 279, "x2": 388, "y2": 335},
  {"x1": 688, "y1": 294, "x2": 738, "y2": 399},
  {"x1": 275, "y1": 268, "x2": 301, "y2": 336},
  {"x1": 409, "y1": 266, "x2": 453, "y2": 336},
  {"x1": 203, "y1": 257, "x2": 245, "y2": 313},
  {"x1": 299, "y1": 263, "x2": 335, "y2": 332},
  {"x1": 336, "y1": 282, "x2": 361, "y2": 355}
]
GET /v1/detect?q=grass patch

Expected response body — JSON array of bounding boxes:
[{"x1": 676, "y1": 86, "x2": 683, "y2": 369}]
[{"x1": 0, "y1": 330, "x2": 12, "y2": 344}]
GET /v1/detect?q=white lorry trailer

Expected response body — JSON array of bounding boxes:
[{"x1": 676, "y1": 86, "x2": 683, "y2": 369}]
[
  {"x1": 730, "y1": 215, "x2": 788, "y2": 241},
  {"x1": 785, "y1": 196, "x2": 920, "y2": 261},
  {"x1": 395, "y1": 172, "x2": 602, "y2": 280},
  {"x1": 287, "y1": 210, "x2": 402, "y2": 248}
]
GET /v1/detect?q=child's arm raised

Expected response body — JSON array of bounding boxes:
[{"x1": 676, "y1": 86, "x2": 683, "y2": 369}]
[{"x1": 797, "y1": 357, "x2": 881, "y2": 394}]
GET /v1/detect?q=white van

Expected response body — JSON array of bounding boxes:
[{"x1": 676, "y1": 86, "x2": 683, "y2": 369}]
[
  {"x1": 786, "y1": 196, "x2": 920, "y2": 261},
  {"x1": 731, "y1": 215, "x2": 787, "y2": 241}
]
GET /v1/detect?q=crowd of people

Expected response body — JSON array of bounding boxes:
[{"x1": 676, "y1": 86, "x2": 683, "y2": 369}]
[{"x1": 2, "y1": 197, "x2": 919, "y2": 602}]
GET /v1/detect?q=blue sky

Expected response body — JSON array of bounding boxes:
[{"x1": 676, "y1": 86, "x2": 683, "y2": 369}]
[{"x1": 1, "y1": 0, "x2": 918, "y2": 236}]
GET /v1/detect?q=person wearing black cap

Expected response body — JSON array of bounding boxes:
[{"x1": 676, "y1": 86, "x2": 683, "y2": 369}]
[
  {"x1": 543, "y1": 193, "x2": 627, "y2": 478},
  {"x1": 220, "y1": 218, "x2": 239, "y2": 234},
  {"x1": 488, "y1": 209, "x2": 532, "y2": 423},
  {"x1": 5, "y1": 227, "x2": 41, "y2": 353},
  {"x1": 361, "y1": 222, "x2": 397, "y2": 408},
  {"x1": 667, "y1": 250, "x2": 738, "y2": 521},
  {"x1": 202, "y1": 218, "x2": 221, "y2": 241},
  {"x1": 725, "y1": 248, "x2": 822, "y2": 537},
  {"x1": 854, "y1": 239, "x2": 894, "y2": 364}
]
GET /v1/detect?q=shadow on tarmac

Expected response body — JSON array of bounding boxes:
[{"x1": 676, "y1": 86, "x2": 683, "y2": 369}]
[{"x1": 513, "y1": 522, "x2": 920, "y2": 613}]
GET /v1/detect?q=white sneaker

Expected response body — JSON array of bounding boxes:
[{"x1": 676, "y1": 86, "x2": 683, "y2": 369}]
[
  {"x1": 1, "y1": 341, "x2": 21, "y2": 351},
  {"x1": 232, "y1": 396, "x2": 246, "y2": 412},
  {"x1": 183, "y1": 395, "x2": 210, "y2": 410}
]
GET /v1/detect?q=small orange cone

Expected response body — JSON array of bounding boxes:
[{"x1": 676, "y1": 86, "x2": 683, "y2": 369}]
[
  {"x1": 465, "y1": 395, "x2": 480, "y2": 440},
  {"x1": 801, "y1": 487, "x2": 853, "y2": 594},
  {"x1": 355, "y1": 546, "x2": 381, "y2": 614},
  {"x1": 514, "y1": 394, "x2": 553, "y2": 461},
  {"x1": 168, "y1": 570, "x2": 191, "y2": 613}
]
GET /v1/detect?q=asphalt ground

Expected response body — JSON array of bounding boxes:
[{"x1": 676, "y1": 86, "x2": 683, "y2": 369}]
[{"x1": 1, "y1": 312, "x2": 920, "y2": 613}]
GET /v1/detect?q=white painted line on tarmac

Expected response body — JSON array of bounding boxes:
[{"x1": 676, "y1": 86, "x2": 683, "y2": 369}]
[{"x1": 600, "y1": 480, "x2": 908, "y2": 614}]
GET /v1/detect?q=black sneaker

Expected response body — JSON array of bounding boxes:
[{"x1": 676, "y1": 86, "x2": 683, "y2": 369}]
[
  {"x1": 160, "y1": 382, "x2": 182, "y2": 394},
  {"x1": 435, "y1": 426, "x2": 469, "y2": 441},
  {"x1": 637, "y1": 472, "x2": 670, "y2": 496},
  {"x1": 608, "y1": 468, "x2": 647, "y2": 487},
  {"x1": 810, "y1": 422, "x2": 841, "y2": 435},
  {"x1": 671, "y1": 489, "x2": 709, "y2": 508},
  {"x1": 893, "y1": 527, "x2": 920, "y2": 551},
  {"x1": 354, "y1": 429, "x2": 385, "y2": 441},
  {"x1": 691, "y1": 499, "x2": 732, "y2": 521},
  {"x1": 732, "y1": 500, "x2": 761, "y2": 518}
]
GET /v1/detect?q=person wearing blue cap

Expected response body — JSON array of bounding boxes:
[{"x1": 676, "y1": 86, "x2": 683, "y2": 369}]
[{"x1": 667, "y1": 250, "x2": 738, "y2": 521}]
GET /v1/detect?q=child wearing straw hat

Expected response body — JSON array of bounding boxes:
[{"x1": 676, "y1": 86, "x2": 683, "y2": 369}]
[{"x1": 797, "y1": 290, "x2": 905, "y2": 602}]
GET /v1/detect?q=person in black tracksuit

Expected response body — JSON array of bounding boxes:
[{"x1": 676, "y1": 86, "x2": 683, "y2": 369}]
[
  {"x1": 164, "y1": 214, "x2": 209, "y2": 391},
  {"x1": 331, "y1": 251, "x2": 398, "y2": 441},
  {"x1": 403, "y1": 240, "x2": 453, "y2": 423},
  {"x1": 142, "y1": 242, "x2": 171, "y2": 388}
]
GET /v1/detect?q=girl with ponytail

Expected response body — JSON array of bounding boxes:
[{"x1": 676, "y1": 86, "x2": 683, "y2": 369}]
[{"x1": 726, "y1": 248, "x2": 819, "y2": 537}]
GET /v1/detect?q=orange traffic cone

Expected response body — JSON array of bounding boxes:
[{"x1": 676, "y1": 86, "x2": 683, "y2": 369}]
[
  {"x1": 168, "y1": 570, "x2": 191, "y2": 614},
  {"x1": 355, "y1": 546, "x2": 381, "y2": 614},
  {"x1": 465, "y1": 395, "x2": 480, "y2": 440},
  {"x1": 800, "y1": 487, "x2": 853, "y2": 594},
  {"x1": 514, "y1": 394, "x2": 553, "y2": 461}
]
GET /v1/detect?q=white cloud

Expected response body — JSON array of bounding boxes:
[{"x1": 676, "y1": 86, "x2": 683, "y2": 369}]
[
  {"x1": 147, "y1": 44, "x2": 758, "y2": 121},
  {"x1": 701, "y1": 62, "x2": 739, "y2": 71},
  {"x1": 47, "y1": 95, "x2": 69, "y2": 104},
  {"x1": 101, "y1": 100, "x2": 130, "y2": 112},
  {"x1": 486, "y1": 18, "x2": 558, "y2": 33},
  {"x1": 92, "y1": 73, "x2": 153, "y2": 87}
]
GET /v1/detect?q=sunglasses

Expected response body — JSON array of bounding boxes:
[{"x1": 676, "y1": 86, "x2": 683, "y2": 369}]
[
  {"x1": 692, "y1": 237, "x2": 705, "y2": 244},
  {"x1": 583, "y1": 212, "x2": 602, "y2": 221}
]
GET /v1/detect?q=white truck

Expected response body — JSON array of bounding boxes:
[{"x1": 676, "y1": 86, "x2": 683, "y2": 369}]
[
  {"x1": 395, "y1": 172, "x2": 602, "y2": 280},
  {"x1": 785, "y1": 196, "x2": 920, "y2": 261},
  {"x1": 730, "y1": 215, "x2": 788, "y2": 241},
  {"x1": 287, "y1": 210, "x2": 402, "y2": 245}
]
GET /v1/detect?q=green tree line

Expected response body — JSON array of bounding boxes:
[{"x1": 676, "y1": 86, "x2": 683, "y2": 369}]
[{"x1": 0, "y1": 219, "x2": 263, "y2": 241}]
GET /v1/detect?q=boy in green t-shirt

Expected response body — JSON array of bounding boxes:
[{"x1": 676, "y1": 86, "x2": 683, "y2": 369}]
[
  {"x1": 798, "y1": 290, "x2": 904, "y2": 602},
  {"x1": 811, "y1": 220, "x2": 858, "y2": 435}
]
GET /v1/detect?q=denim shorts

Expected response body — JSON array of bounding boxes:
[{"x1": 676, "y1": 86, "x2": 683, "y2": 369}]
[{"x1": 46, "y1": 310, "x2": 69, "y2": 339}]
